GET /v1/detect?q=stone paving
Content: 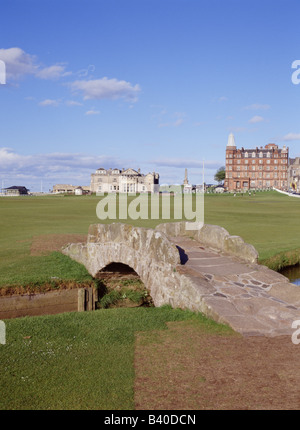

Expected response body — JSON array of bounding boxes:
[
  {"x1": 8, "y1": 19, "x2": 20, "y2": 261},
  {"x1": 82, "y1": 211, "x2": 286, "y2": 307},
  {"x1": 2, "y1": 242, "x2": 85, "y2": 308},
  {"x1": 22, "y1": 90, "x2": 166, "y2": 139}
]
[{"x1": 170, "y1": 236, "x2": 300, "y2": 337}]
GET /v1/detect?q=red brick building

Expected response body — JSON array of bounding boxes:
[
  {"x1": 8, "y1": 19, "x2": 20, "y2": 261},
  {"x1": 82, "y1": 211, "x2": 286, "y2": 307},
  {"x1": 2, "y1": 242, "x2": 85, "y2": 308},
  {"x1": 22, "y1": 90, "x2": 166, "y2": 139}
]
[{"x1": 224, "y1": 133, "x2": 289, "y2": 192}]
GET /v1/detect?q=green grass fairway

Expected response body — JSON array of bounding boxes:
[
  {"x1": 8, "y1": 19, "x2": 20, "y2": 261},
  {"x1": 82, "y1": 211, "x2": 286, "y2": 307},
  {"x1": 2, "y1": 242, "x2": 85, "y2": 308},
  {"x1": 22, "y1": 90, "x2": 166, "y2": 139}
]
[
  {"x1": 204, "y1": 191, "x2": 300, "y2": 263},
  {"x1": 0, "y1": 306, "x2": 233, "y2": 410},
  {"x1": 0, "y1": 190, "x2": 300, "y2": 287}
]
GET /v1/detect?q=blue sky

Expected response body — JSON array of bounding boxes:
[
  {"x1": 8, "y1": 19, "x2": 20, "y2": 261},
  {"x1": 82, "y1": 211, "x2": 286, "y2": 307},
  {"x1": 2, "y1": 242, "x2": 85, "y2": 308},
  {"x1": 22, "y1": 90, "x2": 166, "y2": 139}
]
[{"x1": 0, "y1": 0, "x2": 300, "y2": 191}]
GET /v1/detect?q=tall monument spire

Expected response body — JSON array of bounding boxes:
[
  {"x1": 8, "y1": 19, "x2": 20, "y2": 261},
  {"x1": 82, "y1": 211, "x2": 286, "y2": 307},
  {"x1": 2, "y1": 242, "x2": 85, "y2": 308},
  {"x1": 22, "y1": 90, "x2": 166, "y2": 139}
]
[
  {"x1": 227, "y1": 132, "x2": 236, "y2": 148},
  {"x1": 183, "y1": 168, "x2": 189, "y2": 185}
]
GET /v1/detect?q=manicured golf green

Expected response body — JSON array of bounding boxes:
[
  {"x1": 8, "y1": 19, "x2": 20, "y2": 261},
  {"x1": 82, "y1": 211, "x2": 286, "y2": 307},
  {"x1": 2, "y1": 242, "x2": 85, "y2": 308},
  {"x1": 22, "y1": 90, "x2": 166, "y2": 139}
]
[{"x1": 0, "y1": 190, "x2": 300, "y2": 287}]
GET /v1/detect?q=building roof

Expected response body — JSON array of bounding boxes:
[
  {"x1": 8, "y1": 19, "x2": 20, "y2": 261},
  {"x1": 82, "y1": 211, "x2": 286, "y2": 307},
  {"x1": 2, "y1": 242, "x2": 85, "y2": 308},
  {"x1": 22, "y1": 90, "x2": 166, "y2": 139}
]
[{"x1": 4, "y1": 186, "x2": 29, "y2": 192}]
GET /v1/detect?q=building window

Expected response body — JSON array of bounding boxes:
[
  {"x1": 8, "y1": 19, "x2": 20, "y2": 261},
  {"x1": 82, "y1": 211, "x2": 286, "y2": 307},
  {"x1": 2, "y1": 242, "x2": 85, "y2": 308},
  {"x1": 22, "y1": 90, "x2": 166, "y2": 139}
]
[
  {"x1": 252, "y1": 152, "x2": 256, "y2": 158},
  {"x1": 259, "y1": 152, "x2": 263, "y2": 158},
  {"x1": 245, "y1": 152, "x2": 248, "y2": 158}
]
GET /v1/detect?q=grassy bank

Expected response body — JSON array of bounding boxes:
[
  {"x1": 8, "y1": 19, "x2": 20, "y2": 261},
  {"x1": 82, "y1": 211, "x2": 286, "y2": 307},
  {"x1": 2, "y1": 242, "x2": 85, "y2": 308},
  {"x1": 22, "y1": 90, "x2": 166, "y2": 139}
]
[{"x1": 0, "y1": 306, "x2": 234, "y2": 410}]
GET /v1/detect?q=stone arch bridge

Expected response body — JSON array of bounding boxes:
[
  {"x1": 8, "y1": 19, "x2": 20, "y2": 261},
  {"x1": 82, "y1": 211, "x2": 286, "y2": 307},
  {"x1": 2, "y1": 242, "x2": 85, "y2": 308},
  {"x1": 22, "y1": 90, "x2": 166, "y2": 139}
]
[{"x1": 63, "y1": 222, "x2": 300, "y2": 337}]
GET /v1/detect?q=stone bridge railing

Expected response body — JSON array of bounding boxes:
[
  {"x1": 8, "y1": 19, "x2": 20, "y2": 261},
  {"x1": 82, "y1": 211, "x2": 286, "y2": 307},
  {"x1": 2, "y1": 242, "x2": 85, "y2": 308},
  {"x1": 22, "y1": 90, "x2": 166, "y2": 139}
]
[{"x1": 155, "y1": 221, "x2": 258, "y2": 264}]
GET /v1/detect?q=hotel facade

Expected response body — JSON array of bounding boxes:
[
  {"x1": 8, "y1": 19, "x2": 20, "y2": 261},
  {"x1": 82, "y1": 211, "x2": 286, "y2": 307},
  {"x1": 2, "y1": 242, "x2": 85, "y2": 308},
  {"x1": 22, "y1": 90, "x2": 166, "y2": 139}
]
[{"x1": 224, "y1": 133, "x2": 289, "y2": 192}]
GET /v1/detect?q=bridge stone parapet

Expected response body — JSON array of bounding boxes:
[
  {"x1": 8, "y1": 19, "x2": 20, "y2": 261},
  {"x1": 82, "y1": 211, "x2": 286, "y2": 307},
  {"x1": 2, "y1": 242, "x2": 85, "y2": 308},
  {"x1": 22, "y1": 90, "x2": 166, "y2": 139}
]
[{"x1": 155, "y1": 221, "x2": 258, "y2": 264}]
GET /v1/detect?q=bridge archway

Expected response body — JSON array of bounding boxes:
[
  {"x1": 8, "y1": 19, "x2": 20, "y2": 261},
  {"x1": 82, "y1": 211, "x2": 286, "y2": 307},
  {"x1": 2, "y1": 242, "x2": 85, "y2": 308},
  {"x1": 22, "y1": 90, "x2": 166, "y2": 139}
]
[
  {"x1": 62, "y1": 223, "x2": 181, "y2": 306},
  {"x1": 97, "y1": 262, "x2": 140, "y2": 280},
  {"x1": 96, "y1": 262, "x2": 154, "y2": 308}
]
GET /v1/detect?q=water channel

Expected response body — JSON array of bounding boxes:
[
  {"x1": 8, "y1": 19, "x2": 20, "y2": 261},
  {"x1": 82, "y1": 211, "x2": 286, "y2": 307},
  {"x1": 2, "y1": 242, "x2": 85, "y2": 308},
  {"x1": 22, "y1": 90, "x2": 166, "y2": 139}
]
[{"x1": 280, "y1": 264, "x2": 300, "y2": 286}]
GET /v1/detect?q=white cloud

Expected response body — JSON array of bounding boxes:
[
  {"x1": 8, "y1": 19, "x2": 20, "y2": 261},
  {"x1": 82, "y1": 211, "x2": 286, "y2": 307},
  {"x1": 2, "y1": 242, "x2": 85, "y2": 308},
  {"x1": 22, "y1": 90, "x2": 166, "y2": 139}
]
[
  {"x1": 243, "y1": 103, "x2": 270, "y2": 110},
  {"x1": 249, "y1": 115, "x2": 265, "y2": 124},
  {"x1": 85, "y1": 109, "x2": 100, "y2": 115},
  {"x1": 0, "y1": 47, "x2": 71, "y2": 82},
  {"x1": 0, "y1": 147, "x2": 122, "y2": 183},
  {"x1": 76, "y1": 64, "x2": 96, "y2": 78},
  {"x1": 38, "y1": 99, "x2": 60, "y2": 107},
  {"x1": 281, "y1": 133, "x2": 300, "y2": 141},
  {"x1": 70, "y1": 77, "x2": 141, "y2": 102},
  {"x1": 0, "y1": 47, "x2": 38, "y2": 80},
  {"x1": 65, "y1": 100, "x2": 83, "y2": 106},
  {"x1": 36, "y1": 64, "x2": 71, "y2": 80}
]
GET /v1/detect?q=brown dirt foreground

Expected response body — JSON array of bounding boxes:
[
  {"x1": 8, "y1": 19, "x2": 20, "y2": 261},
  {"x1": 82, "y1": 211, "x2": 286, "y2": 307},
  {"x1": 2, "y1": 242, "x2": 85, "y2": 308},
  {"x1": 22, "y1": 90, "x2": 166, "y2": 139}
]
[
  {"x1": 134, "y1": 320, "x2": 300, "y2": 410},
  {"x1": 30, "y1": 234, "x2": 87, "y2": 256}
]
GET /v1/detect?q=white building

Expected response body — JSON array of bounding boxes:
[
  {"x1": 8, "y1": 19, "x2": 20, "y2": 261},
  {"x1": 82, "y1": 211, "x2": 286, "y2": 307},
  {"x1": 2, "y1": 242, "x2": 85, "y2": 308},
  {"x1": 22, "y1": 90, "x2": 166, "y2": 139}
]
[
  {"x1": 90, "y1": 168, "x2": 160, "y2": 193},
  {"x1": 52, "y1": 184, "x2": 90, "y2": 194}
]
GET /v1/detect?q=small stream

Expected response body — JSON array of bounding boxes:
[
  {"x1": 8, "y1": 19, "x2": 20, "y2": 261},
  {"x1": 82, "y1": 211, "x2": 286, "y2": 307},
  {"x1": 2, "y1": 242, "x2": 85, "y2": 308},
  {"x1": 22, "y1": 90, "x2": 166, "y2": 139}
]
[{"x1": 279, "y1": 264, "x2": 300, "y2": 286}]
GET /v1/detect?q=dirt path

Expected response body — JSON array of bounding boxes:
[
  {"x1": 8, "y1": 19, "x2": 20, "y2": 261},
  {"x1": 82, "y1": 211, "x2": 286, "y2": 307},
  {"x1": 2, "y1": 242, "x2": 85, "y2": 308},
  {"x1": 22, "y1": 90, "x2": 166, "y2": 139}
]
[
  {"x1": 30, "y1": 234, "x2": 87, "y2": 255},
  {"x1": 134, "y1": 321, "x2": 300, "y2": 410}
]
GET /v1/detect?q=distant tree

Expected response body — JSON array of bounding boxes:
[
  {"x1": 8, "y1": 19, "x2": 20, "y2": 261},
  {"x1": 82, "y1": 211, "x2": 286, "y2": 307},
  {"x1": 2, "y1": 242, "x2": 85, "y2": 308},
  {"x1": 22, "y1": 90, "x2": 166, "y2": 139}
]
[{"x1": 214, "y1": 166, "x2": 225, "y2": 183}]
